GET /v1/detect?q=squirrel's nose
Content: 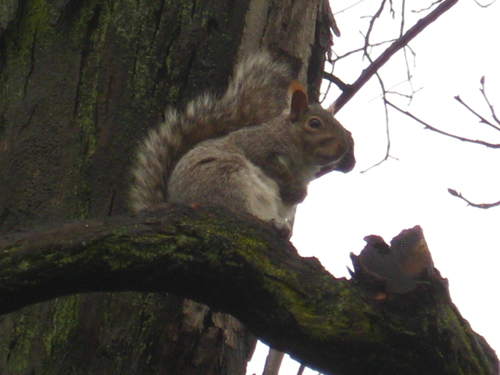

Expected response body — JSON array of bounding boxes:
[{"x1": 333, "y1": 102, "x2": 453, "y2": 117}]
[
  {"x1": 336, "y1": 146, "x2": 355, "y2": 173},
  {"x1": 336, "y1": 129, "x2": 355, "y2": 173}
]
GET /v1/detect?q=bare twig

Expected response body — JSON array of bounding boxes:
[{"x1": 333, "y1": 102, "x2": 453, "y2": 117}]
[
  {"x1": 368, "y1": 79, "x2": 421, "y2": 103},
  {"x1": 322, "y1": 71, "x2": 349, "y2": 91},
  {"x1": 402, "y1": 45, "x2": 418, "y2": 103},
  {"x1": 454, "y1": 95, "x2": 500, "y2": 131},
  {"x1": 448, "y1": 189, "x2": 500, "y2": 209},
  {"x1": 334, "y1": 0, "x2": 458, "y2": 114},
  {"x1": 329, "y1": 39, "x2": 397, "y2": 64},
  {"x1": 479, "y1": 76, "x2": 500, "y2": 126},
  {"x1": 332, "y1": 0, "x2": 368, "y2": 16},
  {"x1": 473, "y1": 0, "x2": 497, "y2": 8},
  {"x1": 364, "y1": 0, "x2": 388, "y2": 55},
  {"x1": 361, "y1": 56, "x2": 399, "y2": 173},
  {"x1": 412, "y1": 0, "x2": 446, "y2": 13},
  {"x1": 399, "y1": 0, "x2": 406, "y2": 36},
  {"x1": 385, "y1": 99, "x2": 500, "y2": 148}
]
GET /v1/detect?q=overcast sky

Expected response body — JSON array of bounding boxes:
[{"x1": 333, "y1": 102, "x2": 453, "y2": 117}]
[{"x1": 248, "y1": 1, "x2": 500, "y2": 373}]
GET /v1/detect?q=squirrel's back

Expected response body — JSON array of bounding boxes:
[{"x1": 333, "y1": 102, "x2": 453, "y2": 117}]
[{"x1": 129, "y1": 53, "x2": 294, "y2": 213}]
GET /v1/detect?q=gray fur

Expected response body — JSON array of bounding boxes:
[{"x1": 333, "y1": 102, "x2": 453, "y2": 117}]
[
  {"x1": 129, "y1": 53, "x2": 354, "y2": 230},
  {"x1": 129, "y1": 52, "x2": 293, "y2": 213}
]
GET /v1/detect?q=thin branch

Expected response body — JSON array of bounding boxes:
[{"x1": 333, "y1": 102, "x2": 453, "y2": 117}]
[
  {"x1": 334, "y1": 0, "x2": 458, "y2": 114},
  {"x1": 332, "y1": 0, "x2": 368, "y2": 15},
  {"x1": 402, "y1": 43, "x2": 418, "y2": 104},
  {"x1": 385, "y1": 99, "x2": 500, "y2": 148},
  {"x1": 400, "y1": 0, "x2": 406, "y2": 36},
  {"x1": 479, "y1": 76, "x2": 500, "y2": 126},
  {"x1": 473, "y1": 0, "x2": 497, "y2": 8},
  {"x1": 361, "y1": 55, "x2": 396, "y2": 173},
  {"x1": 386, "y1": 87, "x2": 422, "y2": 101},
  {"x1": 412, "y1": 0, "x2": 446, "y2": 13},
  {"x1": 448, "y1": 189, "x2": 500, "y2": 209},
  {"x1": 322, "y1": 71, "x2": 349, "y2": 91},
  {"x1": 330, "y1": 39, "x2": 397, "y2": 64},
  {"x1": 363, "y1": 0, "x2": 387, "y2": 55},
  {"x1": 368, "y1": 79, "x2": 422, "y2": 103},
  {"x1": 454, "y1": 95, "x2": 500, "y2": 131}
]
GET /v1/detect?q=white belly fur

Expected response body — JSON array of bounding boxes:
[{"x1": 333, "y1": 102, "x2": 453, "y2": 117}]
[{"x1": 242, "y1": 160, "x2": 294, "y2": 229}]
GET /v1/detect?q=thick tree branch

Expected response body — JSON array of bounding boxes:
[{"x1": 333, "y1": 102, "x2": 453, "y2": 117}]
[
  {"x1": 0, "y1": 206, "x2": 498, "y2": 375},
  {"x1": 333, "y1": 0, "x2": 458, "y2": 113}
]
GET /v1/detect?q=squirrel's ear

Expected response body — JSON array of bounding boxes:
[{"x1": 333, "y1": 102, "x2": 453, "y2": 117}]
[
  {"x1": 326, "y1": 101, "x2": 335, "y2": 114},
  {"x1": 288, "y1": 81, "x2": 308, "y2": 122}
]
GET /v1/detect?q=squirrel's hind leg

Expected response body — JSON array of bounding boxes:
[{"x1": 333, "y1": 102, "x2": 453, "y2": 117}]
[{"x1": 168, "y1": 144, "x2": 290, "y2": 230}]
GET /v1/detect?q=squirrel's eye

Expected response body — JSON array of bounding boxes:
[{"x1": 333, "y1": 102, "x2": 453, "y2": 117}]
[{"x1": 308, "y1": 118, "x2": 323, "y2": 129}]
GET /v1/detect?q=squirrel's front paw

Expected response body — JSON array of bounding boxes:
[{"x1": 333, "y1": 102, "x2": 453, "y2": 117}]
[{"x1": 270, "y1": 220, "x2": 293, "y2": 240}]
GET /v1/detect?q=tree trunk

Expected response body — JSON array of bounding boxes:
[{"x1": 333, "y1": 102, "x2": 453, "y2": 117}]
[{"x1": 0, "y1": 0, "x2": 331, "y2": 373}]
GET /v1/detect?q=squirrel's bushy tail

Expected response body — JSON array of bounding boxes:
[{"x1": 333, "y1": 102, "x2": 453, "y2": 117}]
[{"x1": 129, "y1": 52, "x2": 294, "y2": 212}]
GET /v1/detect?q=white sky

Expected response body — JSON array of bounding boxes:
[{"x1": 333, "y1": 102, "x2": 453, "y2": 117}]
[{"x1": 248, "y1": 0, "x2": 500, "y2": 373}]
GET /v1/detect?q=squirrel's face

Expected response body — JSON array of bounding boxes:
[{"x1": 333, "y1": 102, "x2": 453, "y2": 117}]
[{"x1": 296, "y1": 104, "x2": 354, "y2": 171}]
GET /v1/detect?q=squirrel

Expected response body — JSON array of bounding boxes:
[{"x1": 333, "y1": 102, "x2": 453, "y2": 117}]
[{"x1": 129, "y1": 52, "x2": 355, "y2": 230}]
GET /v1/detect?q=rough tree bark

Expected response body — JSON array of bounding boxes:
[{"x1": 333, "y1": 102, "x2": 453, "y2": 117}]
[
  {"x1": 0, "y1": 206, "x2": 498, "y2": 375},
  {"x1": 0, "y1": 0, "x2": 332, "y2": 374}
]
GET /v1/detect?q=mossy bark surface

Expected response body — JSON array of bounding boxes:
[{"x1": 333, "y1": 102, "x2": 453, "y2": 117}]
[{"x1": 0, "y1": 206, "x2": 497, "y2": 375}]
